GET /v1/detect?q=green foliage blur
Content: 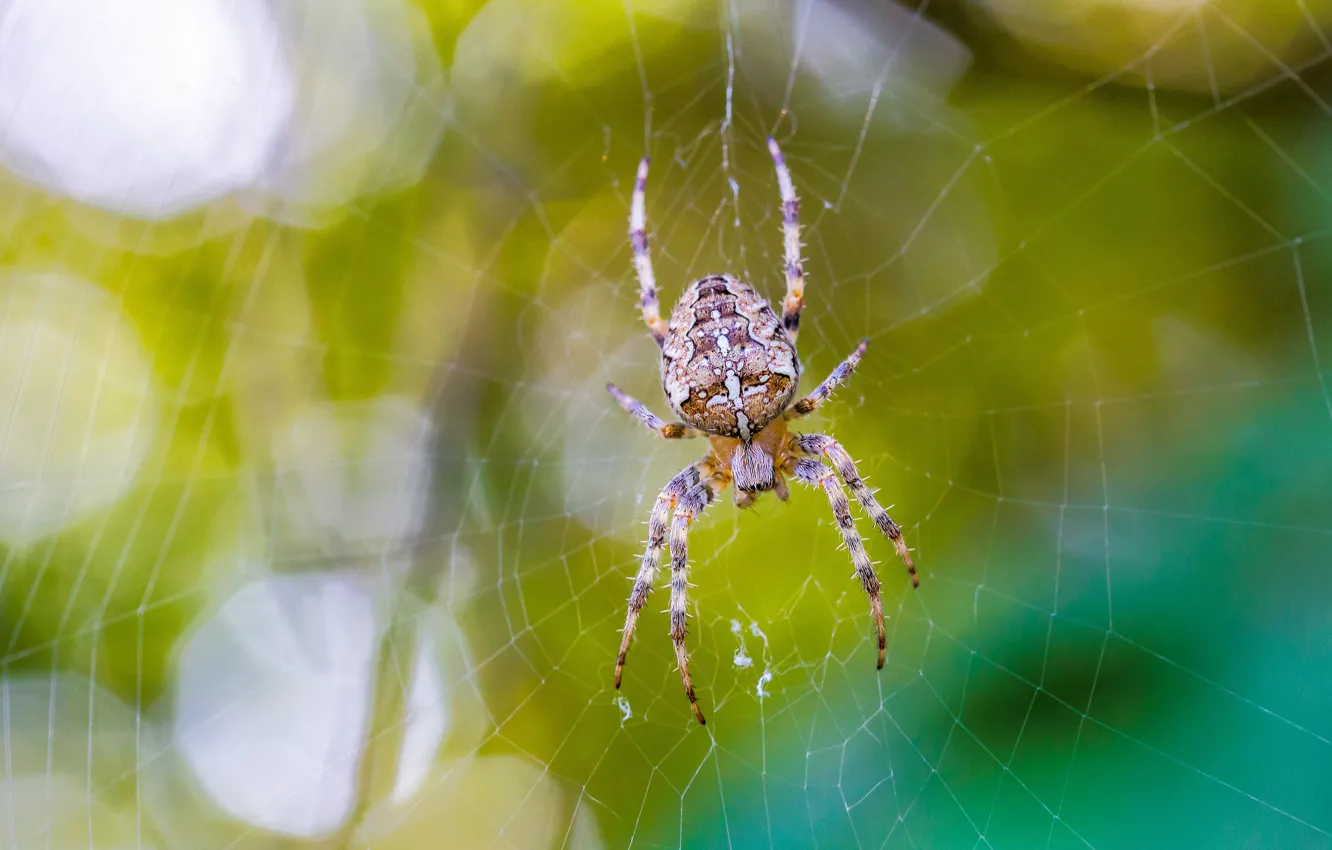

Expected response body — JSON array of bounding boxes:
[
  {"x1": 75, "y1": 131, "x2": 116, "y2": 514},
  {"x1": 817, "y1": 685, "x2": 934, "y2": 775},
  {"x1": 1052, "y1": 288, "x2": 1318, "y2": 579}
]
[{"x1": 6, "y1": 0, "x2": 1332, "y2": 847}]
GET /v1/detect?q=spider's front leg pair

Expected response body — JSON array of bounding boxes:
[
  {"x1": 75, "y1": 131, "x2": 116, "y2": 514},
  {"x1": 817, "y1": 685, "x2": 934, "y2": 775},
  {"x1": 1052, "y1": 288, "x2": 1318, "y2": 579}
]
[{"x1": 628, "y1": 139, "x2": 808, "y2": 346}]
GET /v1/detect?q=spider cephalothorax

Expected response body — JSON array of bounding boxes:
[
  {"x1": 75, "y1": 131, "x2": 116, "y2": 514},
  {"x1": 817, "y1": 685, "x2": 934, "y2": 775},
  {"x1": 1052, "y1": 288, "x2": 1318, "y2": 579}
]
[{"x1": 606, "y1": 138, "x2": 919, "y2": 725}]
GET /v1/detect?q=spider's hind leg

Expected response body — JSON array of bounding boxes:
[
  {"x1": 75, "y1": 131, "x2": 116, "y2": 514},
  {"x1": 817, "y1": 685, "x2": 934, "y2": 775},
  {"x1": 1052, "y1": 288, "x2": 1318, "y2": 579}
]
[
  {"x1": 617, "y1": 463, "x2": 699, "y2": 688},
  {"x1": 617, "y1": 460, "x2": 724, "y2": 726},
  {"x1": 790, "y1": 456, "x2": 887, "y2": 669},
  {"x1": 797, "y1": 433, "x2": 918, "y2": 587},
  {"x1": 668, "y1": 478, "x2": 717, "y2": 724}
]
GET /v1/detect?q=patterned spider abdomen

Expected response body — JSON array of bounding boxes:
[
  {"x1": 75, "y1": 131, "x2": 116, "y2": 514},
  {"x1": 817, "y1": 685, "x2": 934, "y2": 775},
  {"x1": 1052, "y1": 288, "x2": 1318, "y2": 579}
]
[{"x1": 660, "y1": 274, "x2": 800, "y2": 440}]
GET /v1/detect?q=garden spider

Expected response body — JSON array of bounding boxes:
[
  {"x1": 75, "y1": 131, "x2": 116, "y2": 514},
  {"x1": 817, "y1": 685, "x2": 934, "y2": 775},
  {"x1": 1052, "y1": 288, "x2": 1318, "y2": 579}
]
[{"x1": 606, "y1": 138, "x2": 919, "y2": 725}]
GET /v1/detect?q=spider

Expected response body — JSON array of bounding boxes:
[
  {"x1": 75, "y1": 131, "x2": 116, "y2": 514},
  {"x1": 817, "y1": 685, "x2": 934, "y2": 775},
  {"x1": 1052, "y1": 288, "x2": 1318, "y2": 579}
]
[{"x1": 606, "y1": 138, "x2": 920, "y2": 725}]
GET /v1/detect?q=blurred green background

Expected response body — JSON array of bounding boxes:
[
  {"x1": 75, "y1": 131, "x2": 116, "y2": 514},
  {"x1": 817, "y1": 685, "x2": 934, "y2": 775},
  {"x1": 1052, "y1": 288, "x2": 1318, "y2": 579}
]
[{"x1": 2, "y1": 0, "x2": 1332, "y2": 847}]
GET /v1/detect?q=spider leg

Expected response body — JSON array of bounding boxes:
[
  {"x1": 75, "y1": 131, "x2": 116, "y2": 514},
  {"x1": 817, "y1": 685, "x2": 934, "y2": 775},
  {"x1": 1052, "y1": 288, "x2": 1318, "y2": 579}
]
[
  {"x1": 798, "y1": 433, "x2": 919, "y2": 588},
  {"x1": 616, "y1": 463, "x2": 701, "y2": 688},
  {"x1": 768, "y1": 137, "x2": 806, "y2": 340},
  {"x1": 668, "y1": 478, "x2": 717, "y2": 724},
  {"x1": 630, "y1": 156, "x2": 670, "y2": 346},
  {"x1": 786, "y1": 339, "x2": 868, "y2": 420},
  {"x1": 607, "y1": 383, "x2": 705, "y2": 439},
  {"x1": 790, "y1": 457, "x2": 887, "y2": 669}
]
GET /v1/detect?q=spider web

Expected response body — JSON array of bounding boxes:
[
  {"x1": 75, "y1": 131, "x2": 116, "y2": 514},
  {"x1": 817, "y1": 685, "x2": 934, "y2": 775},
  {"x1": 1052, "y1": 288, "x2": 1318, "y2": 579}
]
[{"x1": 3, "y1": 0, "x2": 1332, "y2": 848}]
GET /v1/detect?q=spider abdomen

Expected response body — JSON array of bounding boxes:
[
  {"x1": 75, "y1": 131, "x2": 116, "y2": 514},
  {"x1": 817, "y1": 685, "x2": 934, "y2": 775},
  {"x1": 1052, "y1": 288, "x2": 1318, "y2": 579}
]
[{"x1": 660, "y1": 274, "x2": 800, "y2": 440}]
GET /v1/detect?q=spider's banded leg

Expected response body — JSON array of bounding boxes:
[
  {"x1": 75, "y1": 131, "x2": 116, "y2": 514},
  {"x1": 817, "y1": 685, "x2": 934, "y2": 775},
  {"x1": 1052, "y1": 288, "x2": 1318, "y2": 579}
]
[
  {"x1": 606, "y1": 383, "x2": 705, "y2": 439},
  {"x1": 630, "y1": 157, "x2": 669, "y2": 346},
  {"x1": 616, "y1": 464, "x2": 701, "y2": 687},
  {"x1": 786, "y1": 339, "x2": 868, "y2": 420},
  {"x1": 669, "y1": 479, "x2": 716, "y2": 724},
  {"x1": 768, "y1": 137, "x2": 806, "y2": 339},
  {"x1": 798, "y1": 433, "x2": 919, "y2": 588},
  {"x1": 791, "y1": 457, "x2": 887, "y2": 669}
]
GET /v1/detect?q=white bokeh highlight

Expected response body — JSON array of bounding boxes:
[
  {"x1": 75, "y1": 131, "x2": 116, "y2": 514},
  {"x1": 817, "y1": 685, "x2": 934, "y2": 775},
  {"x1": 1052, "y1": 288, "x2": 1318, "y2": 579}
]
[
  {"x1": 254, "y1": 0, "x2": 449, "y2": 227},
  {"x1": 528, "y1": 284, "x2": 679, "y2": 545},
  {"x1": 0, "y1": 0, "x2": 292, "y2": 219},
  {"x1": 172, "y1": 572, "x2": 383, "y2": 838},
  {"x1": 391, "y1": 629, "x2": 448, "y2": 806},
  {"x1": 0, "y1": 0, "x2": 446, "y2": 230},
  {"x1": 273, "y1": 395, "x2": 434, "y2": 552},
  {"x1": 784, "y1": 0, "x2": 971, "y2": 106},
  {"x1": 0, "y1": 270, "x2": 159, "y2": 545}
]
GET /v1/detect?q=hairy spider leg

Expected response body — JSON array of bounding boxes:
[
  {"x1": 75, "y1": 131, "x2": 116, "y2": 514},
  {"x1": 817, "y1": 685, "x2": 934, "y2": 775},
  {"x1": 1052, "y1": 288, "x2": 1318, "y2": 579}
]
[
  {"x1": 791, "y1": 457, "x2": 887, "y2": 668},
  {"x1": 768, "y1": 137, "x2": 806, "y2": 340},
  {"x1": 668, "y1": 478, "x2": 717, "y2": 724},
  {"x1": 798, "y1": 433, "x2": 919, "y2": 588},
  {"x1": 787, "y1": 339, "x2": 868, "y2": 420},
  {"x1": 606, "y1": 383, "x2": 705, "y2": 439},
  {"x1": 629, "y1": 157, "x2": 669, "y2": 345},
  {"x1": 616, "y1": 463, "x2": 701, "y2": 687}
]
